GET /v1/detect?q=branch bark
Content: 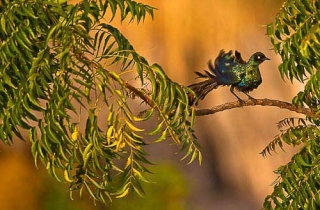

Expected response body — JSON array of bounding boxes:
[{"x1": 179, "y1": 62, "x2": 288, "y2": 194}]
[{"x1": 194, "y1": 98, "x2": 318, "y2": 118}]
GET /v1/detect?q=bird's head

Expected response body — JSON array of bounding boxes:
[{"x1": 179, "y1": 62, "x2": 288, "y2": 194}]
[{"x1": 251, "y1": 52, "x2": 270, "y2": 64}]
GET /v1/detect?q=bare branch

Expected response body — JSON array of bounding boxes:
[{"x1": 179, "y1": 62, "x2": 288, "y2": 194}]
[{"x1": 194, "y1": 98, "x2": 318, "y2": 118}]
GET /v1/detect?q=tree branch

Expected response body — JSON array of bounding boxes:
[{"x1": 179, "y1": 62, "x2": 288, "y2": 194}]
[
  {"x1": 194, "y1": 98, "x2": 318, "y2": 118},
  {"x1": 81, "y1": 54, "x2": 156, "y2": 107},
  {"x1": 122, "y1": 79, "x2": 155, "y2": 107},
  {"x1": 78, "y1": 54, "x2": 318, "y2": 119}
]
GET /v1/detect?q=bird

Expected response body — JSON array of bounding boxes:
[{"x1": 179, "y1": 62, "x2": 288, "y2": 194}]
[{"x1": 188, "y1": 50, "x2": 270, "y2": 105}]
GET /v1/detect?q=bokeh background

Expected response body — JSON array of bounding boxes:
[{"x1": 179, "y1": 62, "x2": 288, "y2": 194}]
[{"x1": 0, "y1": 0, "x2": 305, "y2": 209}]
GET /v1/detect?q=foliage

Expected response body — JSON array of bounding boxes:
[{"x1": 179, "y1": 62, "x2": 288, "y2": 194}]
[
  {"x1": 267, "y1": 0, "x2": 320, "y2": 109},
  {"x1": 264, "y1": 0, "x2": 320, "y2": 209},
  {"x1": 0, "y1": 0, "x2": 201, "y2": 204},
  {"x1": 40, "y1": 163, "x2": 188, "y2": 210}
]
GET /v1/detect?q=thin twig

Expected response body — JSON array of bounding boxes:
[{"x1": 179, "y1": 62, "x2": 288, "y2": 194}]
[
  {"x1": 81, "y1": 53, "x2": 156, "y2": 107},
  {"x1": 122, "y1": 80, "x2": 155, "y2": 107},
  {"x1": 194, "y1": 98, "x2": 318, "y2": 118}
]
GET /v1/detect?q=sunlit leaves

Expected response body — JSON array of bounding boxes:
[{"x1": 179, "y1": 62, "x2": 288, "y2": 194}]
[
  {"x1": 266, "y1": 2, "x2": 320, "y2": 206},
  {"x1": 143, "y1": 64, "x2": 201, "y2": 164},
  {"x1": 106, "y1": 0, "x2": 155, "y2": 22},
  {"x1": 260, "y1": 118, "x2": 313, "y2": 157},
  {"x1": 263, "y1": 139, "x2": 320, "y2": 209},
  {"x1": 261, "y1": 116, "x2": 320, "y2": 209},
  {"x1": 0, "y1": 0, "x2": 200, "y2": 205},
  {"x1": 93, "y1": 23, "x2": 141, "y2": 74},
  {"x1": 267, "y1": 0, "x2": 320, "y2": 107},
  {"x1": 266, "y1": 1, "x2": 320, "y2": 207},
  {"x1": 0, "y1": 1, "x2": 55, "y2": 145}
]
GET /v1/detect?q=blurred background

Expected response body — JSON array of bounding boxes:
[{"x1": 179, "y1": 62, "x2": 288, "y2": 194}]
[{"x1": 0, "y1": 0, "x2": 305, "y2": 209}]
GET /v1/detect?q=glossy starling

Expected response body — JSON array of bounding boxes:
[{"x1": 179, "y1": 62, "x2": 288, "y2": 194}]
[{"x1": 188, "y1": 50, "x2": 270, "y2": 105}]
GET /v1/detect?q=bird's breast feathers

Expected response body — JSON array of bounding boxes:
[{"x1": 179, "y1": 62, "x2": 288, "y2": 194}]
[{"x1": 236, "y1": 64, "x2": 262, "y2": 91}]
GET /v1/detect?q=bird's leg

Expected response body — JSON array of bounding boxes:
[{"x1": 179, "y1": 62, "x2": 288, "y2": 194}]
[
  {"x1": 243, "y1": 92, "x2": 257, "y2": 102},
  {"x1": 230, "y1": 86, "x2": 244, "y2": 103}
]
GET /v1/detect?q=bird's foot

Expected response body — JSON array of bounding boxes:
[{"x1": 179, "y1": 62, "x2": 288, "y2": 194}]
[
  {"x1": 247, "y1": 96, "x2": 257, "y2": 103},
  {"x1": 237, "y1": 98, "x2": 245, "y2": 106}
]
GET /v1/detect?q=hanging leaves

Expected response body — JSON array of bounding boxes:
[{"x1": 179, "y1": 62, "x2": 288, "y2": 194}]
[
  {"x1": 267, "y1": 0, "x2": 320, "y2": 108},
  {"x1": 0, "y1": 0, "x2": 200, "y2": 205},
  {"x1": 265, "y1": 1, "x2": 320, "y2": 208}
]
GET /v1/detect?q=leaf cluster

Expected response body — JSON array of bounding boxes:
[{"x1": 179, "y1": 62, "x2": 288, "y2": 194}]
[
  {"x1": 260, "y1": 118, "x2": 309, "y2": 157},
  {"x1": 267, "y1": 0, "x2": 320, "y2": 109},
  {"x1": 265, "y1": 0, "x2": 320, "y2": 209},
  {"x1": 0, "y1": 0, "x2": 200, "y2": 204},
  {"x1": 262, "y1": 118, "x2": 320, "y2": 209}
]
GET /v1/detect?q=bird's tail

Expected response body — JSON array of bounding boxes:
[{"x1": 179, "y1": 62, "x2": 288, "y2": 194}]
[{"x1": 188, "y1": 79, "x2": 220, "y2": 105}]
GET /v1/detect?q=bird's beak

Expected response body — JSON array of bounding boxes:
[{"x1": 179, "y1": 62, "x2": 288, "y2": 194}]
[{"x1": 264, "y1": 57, "x2": 271, "y2": 61}]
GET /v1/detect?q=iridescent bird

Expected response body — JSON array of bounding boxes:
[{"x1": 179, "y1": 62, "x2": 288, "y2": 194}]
[{"x1": 188, "y1": 50, "x2": 270, "y2": 105}]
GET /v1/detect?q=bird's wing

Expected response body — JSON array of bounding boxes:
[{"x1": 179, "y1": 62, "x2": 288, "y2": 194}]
[
  {"x1": 235, "y1": 50, "x2": 246, "y2": 63},
  {"x1": 209, "y1": 50, "x2": 242, "y2": 84}
]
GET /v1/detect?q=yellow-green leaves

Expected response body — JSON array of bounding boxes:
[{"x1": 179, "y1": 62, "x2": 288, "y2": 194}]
[
  {"x1": 262, "y1": 116, "x2": 320, "y2": 209},
  {"x1": 267, "y1": 0, "x2": 320, "y2": 108},
  {"x1": 48, "y1": 0, "x2": 67, "y2": 4},
  {"x1": 145, "y1": 64, "x2": 201, "y2": 163},
  {"x1": 266, "y1": 4, "x2": 320, "y2": 208},
  {"x1": 0, "y1": 0, "x2": 199, "y2": 206},
  {"x1": 106, "y1": 0, "x2": 155, "y2": 23}
]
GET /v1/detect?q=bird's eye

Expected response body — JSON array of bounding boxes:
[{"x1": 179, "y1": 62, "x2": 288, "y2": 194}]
[{"x1": 257, "y1": 55, "x2": 261, "y2": 60}]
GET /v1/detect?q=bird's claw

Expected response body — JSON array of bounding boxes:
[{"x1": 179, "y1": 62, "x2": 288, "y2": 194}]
[
  {"x1": 237, "y1": 98, "x2": 245, "y2": 106},
  {"x1": 247, "y1": 96, "x2": 257, "y2": 103}
]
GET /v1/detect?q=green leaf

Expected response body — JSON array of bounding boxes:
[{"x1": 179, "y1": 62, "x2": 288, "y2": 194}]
[{"x1": 154, "y1": 129, "x2": 167, "y2": 143}]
